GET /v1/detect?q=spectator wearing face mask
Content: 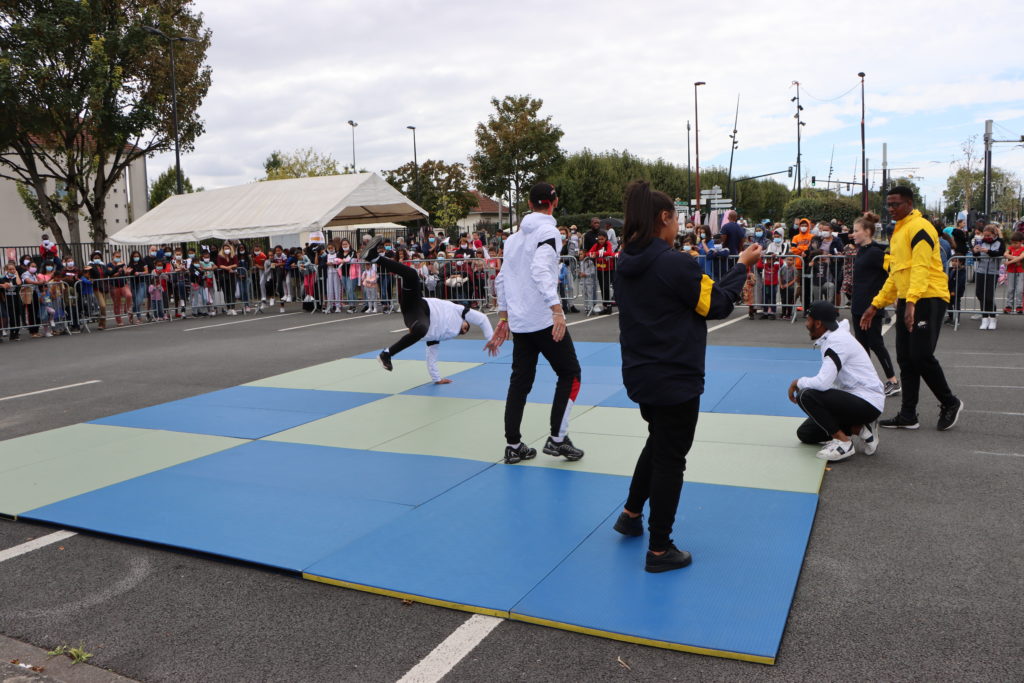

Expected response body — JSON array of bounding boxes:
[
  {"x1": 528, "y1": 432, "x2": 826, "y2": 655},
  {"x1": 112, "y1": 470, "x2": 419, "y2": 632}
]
[
  {"x1": 106, "y1": 251, "x2": 133, "y2": 327},
  {"x1": 216, "y1": 244, "x2": 239, "y2": 315},
  {"x1": 973, "y1": 224, "x2": 1004, "y2": 329},
  {"x1": 38, "y1": 234, "x2": 59, "y2": 265},
  {"x1": 84, "y1": 251, "x2": 110, "y2": 329},
  {"x1": 124, "y1": 251, "x2": 147, "y2": 324},
  {"x1": 167, "y1": 248, "x2": 191, "y2": 318},
  {"x1": 2, "y1": 263, "x2": 24, "y2": 341}
]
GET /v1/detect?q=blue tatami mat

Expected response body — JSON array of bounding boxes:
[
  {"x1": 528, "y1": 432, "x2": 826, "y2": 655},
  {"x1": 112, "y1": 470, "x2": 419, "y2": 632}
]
[
  {"x1": 709, "y1": 372, "x2": 806, "y2": 418},
  {"x1": 511, "y1": 482, "x2": 818, "y2": 663},
  {"x1": 24, "y1": 470, "x2": 410, "y2": 572},
  {"x1": 304, "y1": 465, "x2": 627, "y2": 615},
  {"x1": 90, "y1": 387, "x2": 387, "y2": 439},
  {"x1": 596, "y1": 370, "x2": 744, "y2": 410}
]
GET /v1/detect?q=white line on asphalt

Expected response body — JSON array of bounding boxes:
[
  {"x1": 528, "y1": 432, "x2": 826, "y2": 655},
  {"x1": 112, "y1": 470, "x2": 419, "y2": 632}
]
[
  {"x1": 954, "y1": 365, "x2": 1024, "y2": 370},
  {"x1": 184, "y1": 312, "x2": 301, "y2": 331},
  {"x1": 0, "y1": 531, "x2": 77, "y2": 563},
  {"x1": 955, "y1": 351, "x2": 1024, "y2": 356},
  {"x1": 0, "y1": 380, "x2": 101, "y2": 403},
  {"x1": 973, "y1": 450, "x2": 1024, "y2": 458},
  {"x1": 708, "y1": 314, "x2": 746, "y2": 333},
  {"x1": 960, "y1": 384, "x2": 1024, "y2": 389},
  {"x1": 566, "y1": 312, "x2": 617, "y2": 327},
  {"x1": 966, "y1": 410, "x2": 1024, "y2": 417},
  {"x1": 278, "y1": 313, "x2": 381, "y2": 332},
  {"x1": 881, "y1": 318, "x2": 896, "y2": 335},
  {"x1": 397, "y1": 614, "x2": 502, "y2": 683}
]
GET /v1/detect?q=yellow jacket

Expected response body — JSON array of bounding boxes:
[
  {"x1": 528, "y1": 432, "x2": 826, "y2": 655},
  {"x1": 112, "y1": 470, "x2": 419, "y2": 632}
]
[{"x1": 871, "y1": 210, "x2": 949, "y2": 308}]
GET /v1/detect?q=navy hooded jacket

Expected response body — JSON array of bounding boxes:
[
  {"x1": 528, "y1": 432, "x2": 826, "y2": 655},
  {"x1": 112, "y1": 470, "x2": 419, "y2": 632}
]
[{"x1": 615, "y1": 237, "x2": 749, "y2": 406}]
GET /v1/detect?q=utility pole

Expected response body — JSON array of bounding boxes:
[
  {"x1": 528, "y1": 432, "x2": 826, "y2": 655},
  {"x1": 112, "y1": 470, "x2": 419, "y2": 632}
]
[
  {"x1": 881, "y1": 143, "x2": 890, "y2": 225},
  {"x1": 791, "y1": 82, "x2": 805, "y2": 196},
  {"x1": 694, "y1": 82, "x2": 705, "y2": 219},
  {"x1": 859, "y1": 72, "x2": 868, "y2": 211},
  {"x1": 686, "y1": 120, "x2": 692, "y2": 205},
  {"x1": 726, "y1": 94, "x2": 740, "y2": 198},
  {"x1": 826, "y1": 145, "x2": 835, "y2": 192},
  {"x1": 983, "y1": 119, "x2": 993, "y2": 217}
]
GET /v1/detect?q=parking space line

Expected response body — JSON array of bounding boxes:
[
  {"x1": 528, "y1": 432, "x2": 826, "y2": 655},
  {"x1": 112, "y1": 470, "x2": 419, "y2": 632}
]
[
  {"x1": 184, "y1": 312, "x2": 301, "y2": 331},
  {"x1": 278, "y1": 313, "x2": 381, "y2": 332},
  {"x1": 397, "y1": 614, "x2": 502, "y2": 683},
  {"x1": 566, "y1": 312, "x2": 618, "y2": 327},
  {"x1": 0, "y1": 530, "x2": 77, "y2": 563},
  {"x1": 973, "y1": 450, "x2": 1024, "y2": 458},
  {"x1": 0, "y1": 380, "x2": 101, "y2": 403}
]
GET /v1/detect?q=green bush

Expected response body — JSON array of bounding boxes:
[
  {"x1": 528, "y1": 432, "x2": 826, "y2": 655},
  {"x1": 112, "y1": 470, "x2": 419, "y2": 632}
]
[
  {"x1": 782, "y1": 196, "x2": 863, "y2": 226},
  {"x1": 554, "y1": 212, "x2": 624, "y2": 229}
]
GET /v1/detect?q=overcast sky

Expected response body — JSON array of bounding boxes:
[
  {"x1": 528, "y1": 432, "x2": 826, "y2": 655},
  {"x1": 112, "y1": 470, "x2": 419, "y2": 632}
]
[{"x1": 149, "y1": 0, "x2": 1024, "y2": 212}]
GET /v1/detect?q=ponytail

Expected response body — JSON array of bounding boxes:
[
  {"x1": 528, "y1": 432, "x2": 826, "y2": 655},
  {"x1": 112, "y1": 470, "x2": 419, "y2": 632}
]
[
  {"x1": 855, "y1": 211, "x2": 880, "y2": 236},
  {"x1": 622, "y1": 180, "x2": 674, "y2": 250}
]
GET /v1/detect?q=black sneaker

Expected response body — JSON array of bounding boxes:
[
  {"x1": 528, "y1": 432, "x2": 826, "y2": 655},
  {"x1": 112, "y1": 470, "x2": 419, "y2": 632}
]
[
  {"x1": 645, "y1": 544, "x2": 693, "y2": 573},
  {"x1": 503, "y1": 443, "x2": 537, "y2": 464},
  {"x1": 377, "y1": 350, "x2": 393, "y2": 371},
  {"x1": 879, "y1": 413, "x2": 919, "y2": 429},
  {"x1": 883, "y1": 380, "x2": 901, "y2": 397},
  {"x1": 613, "y1": 512, "x2": 643, "y2": 537},
  {"x1": 937, "y1": 398, "x2": 964, "y2": 432},
  {"x1": 543, "y1": 435, "x2": 584, "y2": 461},
  {"x1": 360, "y1": 235, "x2": 384, "y2": 261}
]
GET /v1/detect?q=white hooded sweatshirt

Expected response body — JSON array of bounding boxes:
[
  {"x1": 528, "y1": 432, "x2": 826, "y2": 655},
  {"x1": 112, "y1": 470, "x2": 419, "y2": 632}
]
[{"x1": 495, "y1": 212, "x2": 561, "y2": 333}]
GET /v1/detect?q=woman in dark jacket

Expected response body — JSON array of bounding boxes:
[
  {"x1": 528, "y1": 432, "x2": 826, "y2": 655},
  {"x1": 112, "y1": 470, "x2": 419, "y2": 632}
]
[
  {"x1": 850, "y1": 212, "x2": 898, "y2": 396},
  {"x1": 612, "y1": 181, "x2": 761, "y2": 573}
]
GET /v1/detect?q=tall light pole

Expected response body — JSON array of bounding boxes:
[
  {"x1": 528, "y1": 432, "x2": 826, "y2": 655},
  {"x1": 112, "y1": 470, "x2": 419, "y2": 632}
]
[
  {"x1": 694, "y1": 81, "x2": 705, "y2": 219},
  {"x1": 726, "y1": 93, "x2": 740, "y2": 198},
  {"x1": 406, "y1": 125, "x2": 418, "y2": 202},
  {"x1": 686, "y1": 120, "x2": 692, "y2": 204},
  {"x1": 791, "y1": 81, "x2": 805, "y2": 196},
  {"x1": 144, "y1": 25, "x2": 199, "y2": 195},
  {"x1": 858, "y1": 72, "x2": 867, "y2": 210},
  {"x1": 347, "y1": 120, "x2": 358, "y2": 172}
]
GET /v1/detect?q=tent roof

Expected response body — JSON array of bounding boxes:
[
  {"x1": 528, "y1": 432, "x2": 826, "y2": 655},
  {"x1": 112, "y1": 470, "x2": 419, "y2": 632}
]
[{"x1": 111, "y1": 173, "x2": 426, "y2": 244}]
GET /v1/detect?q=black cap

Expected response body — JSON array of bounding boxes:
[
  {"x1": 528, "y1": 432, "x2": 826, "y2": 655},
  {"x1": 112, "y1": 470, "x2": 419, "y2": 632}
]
[
  {"x1": 807, "y1": 300, "x2": 839, "y2": 331},
  {"x1": 529, "y1": 182, "x2": 557, "y2": 207}
]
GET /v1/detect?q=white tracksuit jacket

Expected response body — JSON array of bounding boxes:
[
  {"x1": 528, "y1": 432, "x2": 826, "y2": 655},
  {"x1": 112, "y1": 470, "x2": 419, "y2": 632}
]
[
  {"x1": 495, "y1": 212, "x2": 561, "y2": 333},
  {"x1": 423, "y1": 299, "x2": 493, "y2": 382},
  {"x1": 797, "y1": 319, "x2": 885, "y2": 412}
]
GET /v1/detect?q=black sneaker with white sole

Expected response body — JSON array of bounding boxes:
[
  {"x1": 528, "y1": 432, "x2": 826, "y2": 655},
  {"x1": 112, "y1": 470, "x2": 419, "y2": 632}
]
[
  {"x1": 613, "y1": 512, "x2": 643, "y2": 537},
  {"x1": 645, "y1": 544, "x2": 693, "y2": 573},
  {"x1": 543, "y1": 435, "x2": 584, "y2": 461},
  {"x1": 937, "y1": 397, "x2": 964, "y2": 431},
  {"x1": 503, "y1": 443, "x2": 537, "y2": 464},
  {"x1": 879, "y1": 413, "x2": 919, "y2": 429},
  {"x1": 377, "y1": 350, "x2": 393, "y2": 371},
  {"x1": 883, "y1": 380, "x2": 901, "y2": 397},
  {"x1": 360, "y1": 235, "x2": 384, "y2": 262}
]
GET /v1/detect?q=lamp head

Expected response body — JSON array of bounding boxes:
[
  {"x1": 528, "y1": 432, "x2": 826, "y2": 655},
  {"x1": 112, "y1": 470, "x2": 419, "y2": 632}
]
[
  {"x1": 407, "y1": 125, "x2": 415, "y2": 130},
  {"x1": 143, "y1": 25, "x2": 165, "y2": 37},
  {"x1": 858, "y1": 71, "x2": 866, "y2": 78},
  {"x1": 694, "y1": 81, "x2": 706, "y2": 86},
  {"x1": 347, "y1": 120, "x2": 358, "y2": 127}
]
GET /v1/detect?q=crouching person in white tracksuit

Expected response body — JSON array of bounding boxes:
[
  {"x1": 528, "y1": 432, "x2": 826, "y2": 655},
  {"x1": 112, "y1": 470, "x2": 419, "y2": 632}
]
[
  {"x1": 363, "y1": 238, "x2": 493, "y2": 383},
  {"x1": 788, "y1": 301, "x2": 885, "y2": 462}
]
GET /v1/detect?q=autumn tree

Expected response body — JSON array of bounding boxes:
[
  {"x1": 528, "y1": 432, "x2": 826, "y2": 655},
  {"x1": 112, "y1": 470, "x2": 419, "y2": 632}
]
[
  {"x1": 385, "y1": 159, "x2": 476, "y2": 228},
  {"x1": 0, "y1": 0, "x2": 213, "y2": 246},
  {"x1": 260, "y1": 147, "x2": 342, "y2": 180},
  {"x1": 149, "y1": 166, "x2": 202, "y2": 207}
]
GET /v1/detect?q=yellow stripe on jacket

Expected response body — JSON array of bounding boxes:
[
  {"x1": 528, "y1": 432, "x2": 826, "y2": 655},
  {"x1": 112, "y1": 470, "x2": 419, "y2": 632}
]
[{"x1": 696, "y1": 274, "x2": 714, "y2": 317}]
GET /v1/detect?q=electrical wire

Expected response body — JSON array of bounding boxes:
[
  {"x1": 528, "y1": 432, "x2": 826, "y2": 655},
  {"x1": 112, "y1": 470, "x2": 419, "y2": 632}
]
[{"x1": 798, "y1": 81, "x2": 860, "y2": 103}]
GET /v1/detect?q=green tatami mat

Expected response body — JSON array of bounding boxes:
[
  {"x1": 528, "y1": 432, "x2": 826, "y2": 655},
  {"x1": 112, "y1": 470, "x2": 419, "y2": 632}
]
[
  {"x1": 373, "y1": 401, "x2": 592, "y2": 463},
  {"x1": 263, "y1": 395, "x2": 487, "y2": 450},
  {"x1": 0, "y1": 429, "x2": 245, "y2": 517},
  {"x1": 246, "y1": 358, "x2": 479, "y2": 393},
  {"x1": 570, "y1": 407, "x2": 805, "y2": 445},
  {"x1": 0, "y1": 424, "x2": 138, "y2": 473},
  {"x1": 523, "y1": 432, "x2": 824, "y2": 493}
]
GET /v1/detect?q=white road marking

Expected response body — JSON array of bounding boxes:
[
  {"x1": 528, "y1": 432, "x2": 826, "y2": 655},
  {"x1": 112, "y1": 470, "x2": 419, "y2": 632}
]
[
  {"x1": 278, "y1": 313, "x2": 381, "y2": 332},
  {"x1": 708, "y1": 313, "x2": 747, "y2": 332},
  {"x1": 184, "y1": 312, "x2": 301, "y2": 331},
  {"x1": 0, "y1": 530, "x2": 77, "y2": 563},
  {"x1": 11, "y1": 556, "x2": 152, "y2": 618},
  {"x1": 0, "y1": 380, "x2": 101, "y2": 403},
  {"x1": 954, "y1": 365, "x2": 1024, "y2": 370},
  {"x1": 566, "y1": 312, "x2": 618, "y2": 327},
  {"x1": 959, "y1": 384, "x2": 1024, "y2": 389},
  {"x1": 397, "y1": 614, "x2": 502, "y2": 683},
  {"x1": 966, "y1": 410, "x2": 1024, "y2": 417},
  {"x1": 973, "y1": 450, "x2": 1024, "y2": 458},
  {"x1": 881, "y1": 318, "x2": 896, "y2": 335}
]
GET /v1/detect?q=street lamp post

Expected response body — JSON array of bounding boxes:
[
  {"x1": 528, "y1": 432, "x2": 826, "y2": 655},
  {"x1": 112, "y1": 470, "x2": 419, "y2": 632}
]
[
  {"x1": 791, "y1": 81, "x2": 805, "y2": 196},
  {"x1": 686, "y1": 120, "x2": 692, "y2": 204},
  {"x1": 144, "y1": 25, "x2": 199, "y2": 195},
  {"x1": 347, "y1": 120, "x2": 358, "y2": 171},
  {"x1": 693, "y1": 82, "x2": 705, "y2": 219},
  {"x1": 406, "y1": 125, "x2": 418, "y2": 202},
  {"x1": 858, "y1": 72, "x2": 867, "y2": 211}
]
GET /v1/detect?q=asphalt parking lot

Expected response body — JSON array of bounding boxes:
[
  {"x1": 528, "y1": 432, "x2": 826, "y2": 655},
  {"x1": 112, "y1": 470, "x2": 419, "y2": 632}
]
[{"x1": 1, "y1": 306, "x2": 1022, "y2": 682}]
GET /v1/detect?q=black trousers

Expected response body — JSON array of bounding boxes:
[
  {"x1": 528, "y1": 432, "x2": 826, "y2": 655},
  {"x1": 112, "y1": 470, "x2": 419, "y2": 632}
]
[
  {"x1": 377, "y1": 258, "x2": 430, "y2": 357},
  {"x1": 948, "y1": 266, "x2": 966, "y2": 315},
  {"x1": 796, "y1": 388, "x2": 881, "y2": 443},
  {"x1": 504, "y1": 327, "x2": 581, "y2": 444},
  {"x1": 596, "y1": 270, "x2": 612, "y2": 305},
  {"x1": 894, "y1": 298, "x2": 956, "y2": 418},
  {"x1": 852, "y1": 311, "x2": 895, "y2": 378},
  {"x1": 625, "y1": 398, "x2": 700, "y2": 552},
  {"x1": 975, "y1": 273, "x2": 998, "y2": 316}
]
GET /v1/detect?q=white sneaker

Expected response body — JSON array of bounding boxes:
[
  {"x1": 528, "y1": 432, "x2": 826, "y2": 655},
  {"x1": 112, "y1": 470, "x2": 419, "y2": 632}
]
[
  {"x1": 990, "y1": 317, "x2": 997, "y2": 330},
  {"x1": 980, "y1": 317, "x2": 990, "y2": 330},
  {"x1": 970, "y1": 313, "x2": 981, "y2": 320},
  {"x1": 816, "y1": 439, "x2": 855, "y2": 462},
  {"x1": 303, "y1": 295, "x2": 313, "y2": 303},
  {"x1": 268, "y1": 298, "x2": 275, "y2": 306},
  {"x1": 279, "y1": 306, "x2": 286, "y2": 313},
  {"x1": 859, "y1": 420, "x2": 879, "y2": 456}
]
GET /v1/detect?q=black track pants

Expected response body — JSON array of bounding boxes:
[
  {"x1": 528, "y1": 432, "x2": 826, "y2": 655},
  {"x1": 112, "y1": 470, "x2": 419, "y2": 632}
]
[
  {"x1": 796, "y1": 388, "x2": 881, "y2": 443},
  {"x1": 894, "y1": 298, "x2": 956, "y2": 419},
  {"x1": 504, "y1": 327, "x2": 581, "y2": 444},
  {"x1": 377, "y1": 258, "x2": 431, "y2": 357}
]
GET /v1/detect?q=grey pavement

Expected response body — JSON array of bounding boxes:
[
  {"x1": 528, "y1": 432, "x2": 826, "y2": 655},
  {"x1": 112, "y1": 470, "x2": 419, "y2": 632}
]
[{"x1": 1, "y1": 306, "x2": 1022, "y2": 682}]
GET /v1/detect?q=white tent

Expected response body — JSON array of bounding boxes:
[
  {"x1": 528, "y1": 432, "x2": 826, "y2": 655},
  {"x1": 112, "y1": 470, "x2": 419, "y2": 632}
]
[{"x1": 110, "y1": 173, "x2": 427, "y2": 244}]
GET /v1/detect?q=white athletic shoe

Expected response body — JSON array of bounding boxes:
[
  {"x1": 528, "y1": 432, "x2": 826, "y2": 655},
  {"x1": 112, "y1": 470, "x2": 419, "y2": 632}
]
[
  {"x1": 859, "y1": 420, "x2": 879, "y2": 456},
  {"x1": 980, "y1": 318, "x2": 990, "y2": 330},
  {"x1": 816, "y1": 439, "x2": 855, "y2": 462},
  {"x1": 990, "y1": 317, "x2": 997, "y2": 330}
]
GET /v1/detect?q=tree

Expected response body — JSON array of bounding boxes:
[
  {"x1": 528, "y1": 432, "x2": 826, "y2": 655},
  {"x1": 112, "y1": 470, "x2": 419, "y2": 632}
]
[
  {"x1": 149, "y1": 166, "x2": 202, "y2": 207},
  {"x1": 469, "y1": 95, "x2": 564, "y2": 216},
  {"x1": 0, "y1": 1, "x2": 213, "y2": 246},
  {"x1": 385, "y1": 159, "x2": 476, "y2": 227},
  {"x1": 942, "y1": 166, "x2": 1019, "y2": 221},
  {"x1": 782, "y1": 196, "x2": 862, "y2": 226},
  {"x1": 260, "y1": 147, "x2": 341, "y2": 180}
]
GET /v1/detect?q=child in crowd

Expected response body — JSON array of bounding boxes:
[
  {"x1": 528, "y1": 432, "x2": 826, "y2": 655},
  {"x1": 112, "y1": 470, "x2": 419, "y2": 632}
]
[
  {"x1": 758, "y1": 250, "x2": 782, "y2": 319},
  {"x1": 199, "y1": 252, "x2": 217, "y2": 316},
  {"x1": 779, "y1": 255, "x2": 798, "y2": 320},
  {"x1": 972, "y1": 224, "x2": 1004, "y2": 329},
  {"x1": 1004, "y1": 232, "x2": 1023, "y2": 314},
  {"x1": 298, "y1": 250, "x2": 317, "y2": 303},
  {"x1": 361, "y1": 262, "x2": 380, "y2": 313},
  {"x1": 149, "y1": 264, "x2": 167, "y2": 320}
]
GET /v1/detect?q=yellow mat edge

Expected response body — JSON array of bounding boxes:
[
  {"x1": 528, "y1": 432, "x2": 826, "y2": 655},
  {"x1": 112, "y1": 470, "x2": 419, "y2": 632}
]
[
  {"x1": 508, "y1": 612, "x2": 775, "y2": 665},
  {"x1": 302, "y1": 573, "x2": 509, "y2": 618}
]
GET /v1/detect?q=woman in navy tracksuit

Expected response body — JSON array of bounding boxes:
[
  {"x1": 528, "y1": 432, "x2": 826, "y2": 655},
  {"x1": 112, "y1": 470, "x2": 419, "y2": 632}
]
[{"x1": 612, "y1": 181, "x2": 761, "y2": 573}]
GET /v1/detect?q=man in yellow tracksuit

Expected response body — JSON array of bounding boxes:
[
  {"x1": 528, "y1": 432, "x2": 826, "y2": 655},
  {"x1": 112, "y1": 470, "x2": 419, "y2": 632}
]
[{"x1": 860, "y1": 186, "x2": 963, "y2": 431}]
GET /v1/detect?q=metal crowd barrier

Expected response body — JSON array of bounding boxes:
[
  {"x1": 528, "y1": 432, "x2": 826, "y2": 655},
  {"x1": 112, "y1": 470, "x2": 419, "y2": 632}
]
[{"x1": 946, "y1": 255, "x2": 1019, "y2": 330}]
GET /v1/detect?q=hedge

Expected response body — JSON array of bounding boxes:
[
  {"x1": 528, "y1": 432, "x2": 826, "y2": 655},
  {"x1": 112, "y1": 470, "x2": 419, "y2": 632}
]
[{"x1": 782, "y1": 196, "x2": 863, "y2": 226}]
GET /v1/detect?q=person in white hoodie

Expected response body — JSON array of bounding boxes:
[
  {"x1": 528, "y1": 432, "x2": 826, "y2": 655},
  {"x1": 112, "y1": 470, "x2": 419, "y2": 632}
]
[
  {"x1": 485, "y1": 182, "x2": 585, "y2": 465},
  {"x1": 363, "y1": 237, "x2": 493, "y2": 383},
  {"x1": 788, "y1": 301, "x2": 885, "y2": 462}
]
